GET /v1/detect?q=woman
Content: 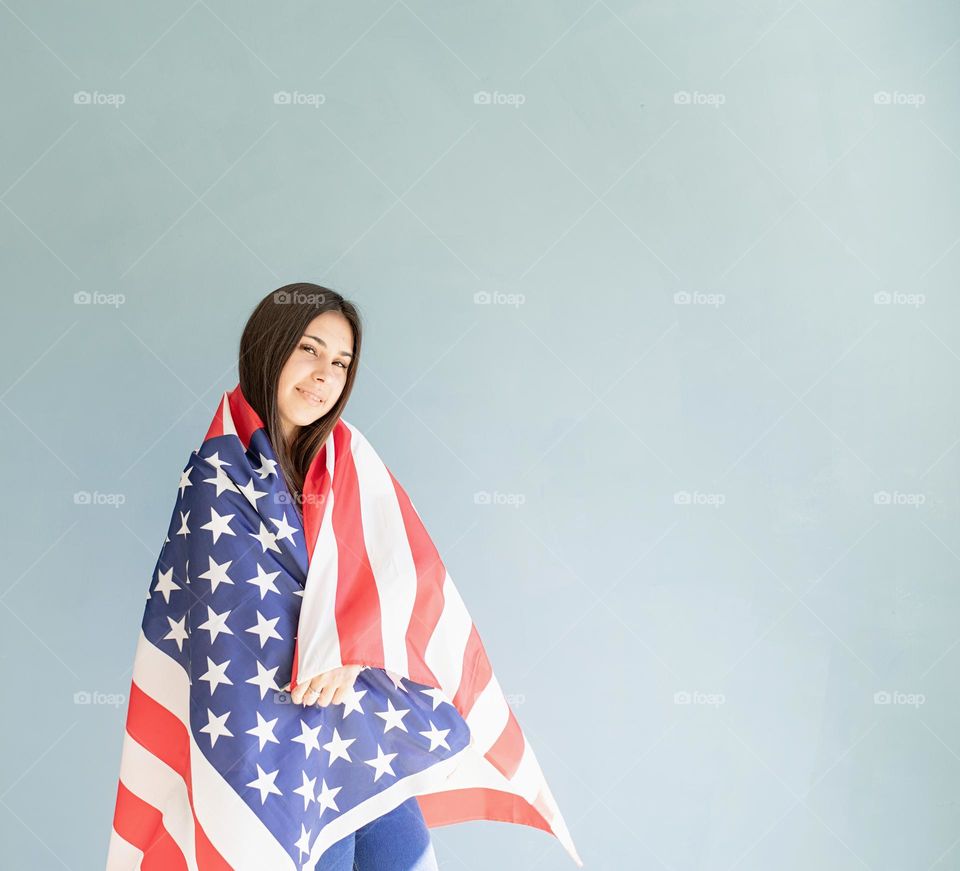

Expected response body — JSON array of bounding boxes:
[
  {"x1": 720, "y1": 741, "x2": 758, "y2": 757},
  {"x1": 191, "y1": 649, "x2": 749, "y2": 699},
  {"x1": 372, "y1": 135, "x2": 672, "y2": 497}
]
[
  {"x1": 106, "y1": 283, "x2": 581, "y2": 871},
  {"x1": 242, "y1": 287, "x2": 437, "y2": 869}
]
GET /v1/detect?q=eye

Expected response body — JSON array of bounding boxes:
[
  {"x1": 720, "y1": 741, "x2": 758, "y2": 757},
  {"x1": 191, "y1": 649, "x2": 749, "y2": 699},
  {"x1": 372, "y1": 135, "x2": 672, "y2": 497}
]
[
  {"x1": 334, "y1": 360, "x2": 348, "y2": 369},
  {"x1": 300, "y1": 343, "x2": 317, "y2": 355}
]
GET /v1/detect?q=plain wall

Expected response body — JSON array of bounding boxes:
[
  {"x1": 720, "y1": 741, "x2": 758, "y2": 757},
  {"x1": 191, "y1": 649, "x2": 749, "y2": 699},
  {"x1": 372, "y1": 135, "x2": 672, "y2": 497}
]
[{"x1": 2, "y1": 2, "x2": 959, "y2": 868}]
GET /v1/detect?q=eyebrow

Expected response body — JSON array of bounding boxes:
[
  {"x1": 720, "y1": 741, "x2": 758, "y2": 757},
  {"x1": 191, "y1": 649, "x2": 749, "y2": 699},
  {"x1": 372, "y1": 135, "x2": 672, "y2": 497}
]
[{"x1": 303, "y1": 334, "x2": 353, "y2": 358}]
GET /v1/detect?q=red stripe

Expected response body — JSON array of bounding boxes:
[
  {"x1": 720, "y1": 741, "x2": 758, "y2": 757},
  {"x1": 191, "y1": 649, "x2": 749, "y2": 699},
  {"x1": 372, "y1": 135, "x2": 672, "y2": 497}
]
[
  {"x1": 112, "y1": 780, "x2": 189, "y2": 870},
  {"x1": 301, "y1": 439, "x2": 332, "y2": 560},
  {"x1": 483, "y1": 706, "x2": 526, "y2": 779},
  {"x1": 226, "y1": 385, "x2": 265, "y2": 450},
  {"x1": 387, "y1": 467, "x2": 445, "y2": 688},
  {"x1": 416, "y1": 787, "x2": 552, "y2": 833},
  {"x1": 124, "y1": 681, "x2": 233, "y2": 870},
  {"x1": 452, "y1": 625, "x2": 491, "y2": 718},
  {"x1": 329, "y1": 424, "x2": 384, "y2": 665}
]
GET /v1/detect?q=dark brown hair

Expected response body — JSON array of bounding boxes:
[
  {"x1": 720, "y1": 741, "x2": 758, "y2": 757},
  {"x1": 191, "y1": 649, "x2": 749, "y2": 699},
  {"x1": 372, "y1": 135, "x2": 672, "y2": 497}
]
[{"x1": 238, "y1": 283, "x2": 363, "y2": 520}]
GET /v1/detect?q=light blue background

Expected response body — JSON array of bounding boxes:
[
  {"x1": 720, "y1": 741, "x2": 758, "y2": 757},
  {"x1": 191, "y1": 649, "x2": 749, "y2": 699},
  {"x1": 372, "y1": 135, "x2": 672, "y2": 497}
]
[{"x1": 2, "y1": 2, "x2": 959, "y2": 869}]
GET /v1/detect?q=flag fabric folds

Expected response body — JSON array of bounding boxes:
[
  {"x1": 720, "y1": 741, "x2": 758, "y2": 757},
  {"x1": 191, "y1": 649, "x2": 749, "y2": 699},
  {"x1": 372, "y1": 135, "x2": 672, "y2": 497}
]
[{"x1": 106, "y1": 383, "x2": 582, "y2": 869}]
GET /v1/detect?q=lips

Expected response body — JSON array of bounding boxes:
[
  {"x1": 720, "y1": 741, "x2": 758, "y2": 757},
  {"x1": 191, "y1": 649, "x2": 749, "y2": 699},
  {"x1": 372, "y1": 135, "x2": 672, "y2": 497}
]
[{"x1": 296, "y1": 386, "x2": 325, "y2": 405}]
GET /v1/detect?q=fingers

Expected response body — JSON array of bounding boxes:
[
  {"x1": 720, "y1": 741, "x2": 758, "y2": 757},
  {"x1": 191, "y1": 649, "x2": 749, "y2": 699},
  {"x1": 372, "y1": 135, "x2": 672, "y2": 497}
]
[
  {"x1": 291, "y1": 676, "x2": 324, "y2": 705},
  {"x1": 317, "y1": 683, "x2": 338, "y2": 707},
  {"x1": 292, "y1": 675, "x2": 338, "y2": 707},
  {"x1": 291, "y1": 665, "x2": 365, "y2": 707}
]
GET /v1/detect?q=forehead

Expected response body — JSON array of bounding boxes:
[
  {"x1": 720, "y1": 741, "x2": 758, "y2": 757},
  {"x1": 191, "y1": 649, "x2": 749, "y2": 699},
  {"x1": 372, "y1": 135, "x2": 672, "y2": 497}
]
[{"x1": 303, "y1": 311, "x2": 353, "y2": 350}]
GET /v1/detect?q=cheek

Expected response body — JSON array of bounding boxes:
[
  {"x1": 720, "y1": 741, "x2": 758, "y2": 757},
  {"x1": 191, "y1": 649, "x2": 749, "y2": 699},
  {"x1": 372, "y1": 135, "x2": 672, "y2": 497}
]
[
  {"x1": 277, "y1": 359, "x2": 308, "y2": 409},
  {"x1": 280, "y1": 357, "x2": 310, "y2": 386},
  {"x1": 331, "y1": 373, "x2": 349, "y2": 397}
]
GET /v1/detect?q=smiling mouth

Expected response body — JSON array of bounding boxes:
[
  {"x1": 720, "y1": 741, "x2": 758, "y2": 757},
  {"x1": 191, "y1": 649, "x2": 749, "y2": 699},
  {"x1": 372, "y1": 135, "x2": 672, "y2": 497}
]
[{"x1": 296, "y1": 386, "x2": 325, "y2": 405}]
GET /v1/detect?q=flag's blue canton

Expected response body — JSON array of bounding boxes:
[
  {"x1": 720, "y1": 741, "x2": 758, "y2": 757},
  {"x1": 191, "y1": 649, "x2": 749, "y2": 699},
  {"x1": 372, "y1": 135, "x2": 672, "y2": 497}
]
[{"x1": 139, "y1": 430, "x2": 471, "y2": 866}]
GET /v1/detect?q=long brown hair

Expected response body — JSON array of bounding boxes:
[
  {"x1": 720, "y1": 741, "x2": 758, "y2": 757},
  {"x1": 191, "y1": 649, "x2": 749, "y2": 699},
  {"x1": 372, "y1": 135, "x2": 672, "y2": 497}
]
[{"x1": 238, "y1": 283, "x2": 363, "y2": 520}]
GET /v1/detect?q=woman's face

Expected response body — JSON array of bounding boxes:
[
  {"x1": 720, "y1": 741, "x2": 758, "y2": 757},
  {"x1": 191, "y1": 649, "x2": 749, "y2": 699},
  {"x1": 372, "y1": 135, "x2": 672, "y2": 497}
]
[{"x1": 277, "y1": 310, "x2": 354, "y2": 444}]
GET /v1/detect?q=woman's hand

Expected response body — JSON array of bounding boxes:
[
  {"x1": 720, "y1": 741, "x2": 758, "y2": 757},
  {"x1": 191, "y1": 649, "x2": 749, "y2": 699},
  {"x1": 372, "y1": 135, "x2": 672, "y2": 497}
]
[{"x1": 290, "y1": 664, "x2": 364, "y2": 707}]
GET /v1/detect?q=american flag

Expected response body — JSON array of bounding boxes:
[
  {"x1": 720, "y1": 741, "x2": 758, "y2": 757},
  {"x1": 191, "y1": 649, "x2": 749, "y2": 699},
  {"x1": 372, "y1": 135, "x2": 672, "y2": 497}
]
[{"x1": 107, "y1": 384, "x2": 582, "y2": 869}]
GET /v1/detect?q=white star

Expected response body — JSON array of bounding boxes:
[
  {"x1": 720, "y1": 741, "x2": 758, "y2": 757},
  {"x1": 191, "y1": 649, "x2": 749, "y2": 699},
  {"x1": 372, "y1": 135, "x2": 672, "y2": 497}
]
[
  {"x1": 237, "y1": 476, "x2": 269, "y2": 507},
  {"x1": 153, "y1": 566, "x2": 180, "y2": 603},
  {"x1": 245, "y1": 611, "x2": 283, "y2": 648},
  {"x1": 201, "y1": 507, "x2": 236, "y2": 543},
  {"x1": 270, "y1": 512, "x2": 299, "y2": 546},
  {"x1": 316, "y1": 778, "x2": 342, "y2": 815},
  {"x1": 291, "y1": 721, "x2": 323, "y2": 759},
  {"x1": 202, "y1": 450, "x2": 231, "y2": 471},
  {"x1": 323, "y1": 727, "x2": 355, "y2": 764},
  {"x1": 420, "y1": 687, "x2": 447, "y2": 710},
  {"x1": 364, "y1": 744, "x2": 398, "y2": 781},
  {"x1": 420, "y1": 721, "x2": 451, "y2": 751},
  {"x1": 199, "y1": 657, "x2": 232, "y2": 695},
  {"x1": 175, "y1": 510, "x2": 190, "y2": 538},
  {"x1": 294, "y1": 823, "x2": 312, "y2": 861},
  {"x1": 164, "y1": 615, "x2": 188, "y2": 651},
  {"x1": 384, "y1": 669, "x2": 410, "y2": 693},
  {"x1": 249, "y1": 521, "x2": 282, "y2": 554},
  {"x1": 197, "y1": 556, "x2": 234, "y2": 593},
  {"x1": 197, "y1": 606, "x2": 233, "y2": 643},
  {"x1": 293, "y1": 770, "x2": 316, "y2": 810},
  {"x1": 203, "y1": 466, "x2": 239, "y2": 498},
  {"x1": 374, "y1": 698, "x2": 410, "y2": 733},
  {"x1": 246, "y1": 711, "x2": 280, "y2": 751},
  {"x1": 254, "y1": 452, "x2": 278, "y2": 479},
  {"x1": 246, "y1": 660, "x2": 281, "y2": 700},
  {"x1": 244, "y1": 564, "x2": 282, "y2": 599},
  {"x1": 246, "y1": 763, "x2": 282, "y2": 804},
  {"x1": 340, "y1": 684, "x2": 367, "y2": 718},
  {"x1": 178, "y1": 466, "x2": 194, "y2": 498},
  {"x1": 199, "y1": 708, "x2": 233, "y2": 747}
]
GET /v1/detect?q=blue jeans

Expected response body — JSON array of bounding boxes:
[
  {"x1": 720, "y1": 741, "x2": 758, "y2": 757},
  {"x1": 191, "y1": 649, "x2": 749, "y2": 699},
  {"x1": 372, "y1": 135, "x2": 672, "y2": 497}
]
[{"x1": 316, "y1": 796, "x2": 439, "y2": 870}]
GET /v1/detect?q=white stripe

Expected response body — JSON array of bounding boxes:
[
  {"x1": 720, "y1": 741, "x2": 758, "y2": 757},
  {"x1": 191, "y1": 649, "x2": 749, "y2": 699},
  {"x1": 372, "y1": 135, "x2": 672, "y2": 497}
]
[
  {"x1": 416, "y1": 738, "x2": 583, "y2": 866},
  {"x1": 464, "y1": 672, "x2": 510, "y2": 756},
  {"x1": 303, "y1": 747, "x2": 470, "y2": 871},
  {"x1": 114, "y1": 736, "x2": 199, "y2": 871},
  {"x1": 219, "y1": 391, "x2": 237, "y2": 439},
  {"x1": 424, "y1": 572, "x2": 473, "y2": 700},
  {"x1": 132, "y1": 631, "x2": 297, "y2": 870},
  {"x1": 512, "y1": 741, "x2": 584, "y2": 867},
  {"x1": 347, "y1": 423, "x2": 416, "y2": 676},
  {"x1": 295, "y1": 434, "x2": 343, "y2": 680},
  {"x1": 105, "y1": 830, "x2": 144, "y2": 871}
]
